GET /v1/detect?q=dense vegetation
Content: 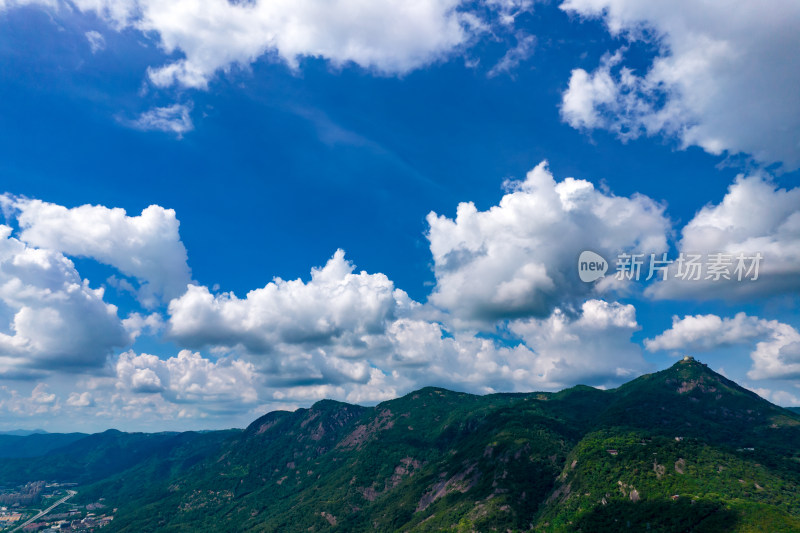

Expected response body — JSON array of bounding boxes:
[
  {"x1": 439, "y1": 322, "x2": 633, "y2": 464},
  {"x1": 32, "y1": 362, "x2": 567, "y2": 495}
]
[
  {"x1": 0, "y1": 432, "x2": 87, "y2": 459},
  {"x1": 2, "y1": 358, "x2": 799, "y2": 532}
]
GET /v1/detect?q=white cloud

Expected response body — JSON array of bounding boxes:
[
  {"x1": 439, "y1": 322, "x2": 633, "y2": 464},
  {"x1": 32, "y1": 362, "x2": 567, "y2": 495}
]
[
  {"x1": 162, "y1": 243, "x2": 651, "y2": 403},
  {"x1": 426, "y1": 161, "x2": 669, "y2": 324},
  {"x1": 647, "y1": 174, "x2": 800, "y2": 300},
  {"x1": 748, "y1": 325, "x2": 800, "y2": 381},
  {"x1": 485, "y1": 0, "x2": 534, "y2": 26},
  {"x1": 72, "y1": 0, "x2": 138, "y2": 27},
  {"x1": 373, "y1": 300, "x2": 648, "y2": 394},
  {"x1": 645, "y1": 312, "x2": 800, "y2": 381},
  {"x1": 770, "y1": 390, "x2": 800, "y2": 407},
  {"x1": 167, "y1": 249, "x2": 408, "y2": 354},
  {"x1": 1, "y1": 1, "x2": 544, "y2": 89},
  {"x1": 645, "y1": 312, "x2": 771, "y2": 352},
  {"x1": 385, "y1": 319, "x2": 537, "y2": 393},
  {"x1": 487, "y1": 31, "x2": 535, "y2": 77},
  {"x1": 270, "y1": 366, "x2": 398, "y2": 405},
  {"x1": 31, "y1": 382, "x2": 56, "y2": 404},
  {"x1": 744, "y1": 385, "x2": 800, "y2": 407},
  {"x1": 10, "y1": 0, "x2": 474, "y2": 89},
  {"x1": 122, "y1": 312, "x2": 164, "y2": 341},
  {"x1": 128, "y1": 103, "x2": 194, "y2": 137},
  {"x1": 560, "y1": 0, "x2": 800, "y2": 169},
  {"x1": 102, "y1": 347, "x2": 392, "y2": 419},
  {"x1": 508, "y1": 299, "x2": 648, "y2": 388},
  {"x1": 0, "y1": 226, "x2": 129, "y2": 373},
  {"x1": 138, "y1": 0, "x2": 474, "y2": 88},
  {"x1": 66, "y1": 391, "x2": 94, "y2": 407},
  {"x1": 560, "y1": 49, "x2": 648, "y2": 133},
  {"x1": 257, "y1": 299, "x2": 649, "y2": 401},
  {"x1": 0, "y1": 0, "x2": 56, "y2": 10},
  {"x1": 0, "y1": 383, "x2": 60, "y2": 416},
  {"x1": 0, "y1": 187, "x2": 661, "y2": 418},
  {"x1": 84, "y1": 30, "x2": 105, "y2": 53},
  {"x1": 2, "y1": 196, "x2": 192, "y2": 307},
  {"x1": 115, "y1": 350, "x2": 260, "y2": 407}
]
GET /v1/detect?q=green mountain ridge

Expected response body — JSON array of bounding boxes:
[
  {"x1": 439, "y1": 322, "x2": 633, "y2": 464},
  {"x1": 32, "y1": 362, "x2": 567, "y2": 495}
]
[
  {"x1": 3, "y1": 358, "x2": 800, "y2": 532},
  {"x1": 0, "y1": 432, "x2": 87, "y2": 458}
]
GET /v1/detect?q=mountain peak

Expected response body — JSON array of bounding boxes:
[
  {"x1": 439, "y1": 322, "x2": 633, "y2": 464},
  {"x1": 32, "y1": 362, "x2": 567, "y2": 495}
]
[
  {"x1": 595, "y1": 355, "x2": 800, "y2": 448},
  {"x1": 617, "y1": 355, "x2": 754, "y2": 402},
  {"x1": 667, "y1": 354, "x2": 719, "y2": 378},
  {"x1": 662, "y1": 356, "x2": 752, "y2": 394},
  {"x1": 672, "y1": 354, "x2": 710, "y2": 371}
]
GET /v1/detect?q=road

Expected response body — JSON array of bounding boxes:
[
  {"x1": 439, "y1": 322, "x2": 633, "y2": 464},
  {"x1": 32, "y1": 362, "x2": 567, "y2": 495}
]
[{"x1": 10, "y1": 489, "x2": 76, "y2": 532}]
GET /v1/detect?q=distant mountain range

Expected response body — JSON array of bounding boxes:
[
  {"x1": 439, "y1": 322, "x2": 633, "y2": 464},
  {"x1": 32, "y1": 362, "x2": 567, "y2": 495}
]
[
  {"x1": 1, "y1": 357, "x2": 799, "y2": 532},
  {"x1": 0, "y1": 429, "x2": 48, "y2": 436}
]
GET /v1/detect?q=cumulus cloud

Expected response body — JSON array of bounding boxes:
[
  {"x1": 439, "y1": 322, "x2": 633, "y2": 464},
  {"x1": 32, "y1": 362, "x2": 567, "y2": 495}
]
[
  {"x1": 0, "y1": 242, "x2": 656, "y2": 426},
  {"x1": 2, "y1": 196, "x2": 192, "y2": 307},
  {"x1": 108, "y1": 298, "x2": 650, "y2": 416},
  {"x1": 560, "y1": 49, "x2": 645, "y2": 133},
  {"x1": 646, "y1": 312, "x2": 800, "y2": 381},
  {"x1": 426, "y1": 161, "x2": 669, "y2": 324},
  {"x1": 128, "y1": 103, "x2": 194, "y2": 136},
  {"x1": 352, "y1": 299, "x2": 648, "y2": 394},
  {"x1": 0, "y1": 185, "x2": 661, "y2": 421},
  {"x1": 0, "y1": 226, "x2": 129, "y2": 373},
  {"x1": 748, "y1": 325, "x2": 800, "y2": 381},
  {"x1": 647, "y1": 174, "x2": 800, "y2": 300},
  {"x1": 270, "y1": 366, "x2": 399, "y2": 405},
  {"x1": 122, "y1": 312, "x2": 164, "y2": 341},
  {"x1": 384, "y1": 319, "x2": 538, "y2": 394},
  {"x1": 115, "y1": 350, "x2": 260, "y2": 408},
  {"x1": 560, "y1": 0, "x2": 800, "y2": 169},
  {"x1": 0, "y1": 383, "x2": 60, "y2": 417},
  {"x1": 167, "y1": 249, "x2": 408, "y2": 354},
  {"x1": 162, "y1": 243, "x2": 651, "y2": 402},
  {"x1": 508, "y1": 299, "x2": 649, "y2": 388},
  {"x1": 257, "y1": 300, "x2": 649, "y2": 401},
  {"x1": 240, "y1": 318, "x2": 536, "y2": 399},
  {"x1": 645, "y1": 312, "x2": 773, "y2": 352}
]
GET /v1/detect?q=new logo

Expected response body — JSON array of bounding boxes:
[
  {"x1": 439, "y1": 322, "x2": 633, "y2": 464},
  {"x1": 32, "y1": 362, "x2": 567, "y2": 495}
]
[{"x1": 578, "y1": 250, "x2": 608, "y2": 282}]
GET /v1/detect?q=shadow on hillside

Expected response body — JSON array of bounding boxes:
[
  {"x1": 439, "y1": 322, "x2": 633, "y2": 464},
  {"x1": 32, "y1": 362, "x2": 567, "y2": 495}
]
[{"x1": 573, "y1": 498, "x2": 739, "y2": 532}]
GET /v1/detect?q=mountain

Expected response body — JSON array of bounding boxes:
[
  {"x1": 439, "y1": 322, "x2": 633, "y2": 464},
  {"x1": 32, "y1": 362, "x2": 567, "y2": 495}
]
[
  {"x1": 0, "y1": 429, "x2": 48, "y2": 436},
  {"x1": 2, "y1": 358, "x2": 799, "y2": 532},
  {"x1": 535, "y1": 357, "x2": 800, "y2": 531},
  {"x1": 0, "y1": 429, "x2": 240, "y2": 486},
  {"x1": 0, "y1": 432, "x2": 87, "y2": 458}
]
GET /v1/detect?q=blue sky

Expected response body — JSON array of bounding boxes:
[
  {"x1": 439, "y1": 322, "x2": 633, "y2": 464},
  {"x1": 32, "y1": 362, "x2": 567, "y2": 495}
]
[{"x1": 0, "y1": 0, "x2": 798, "y2": 432}]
